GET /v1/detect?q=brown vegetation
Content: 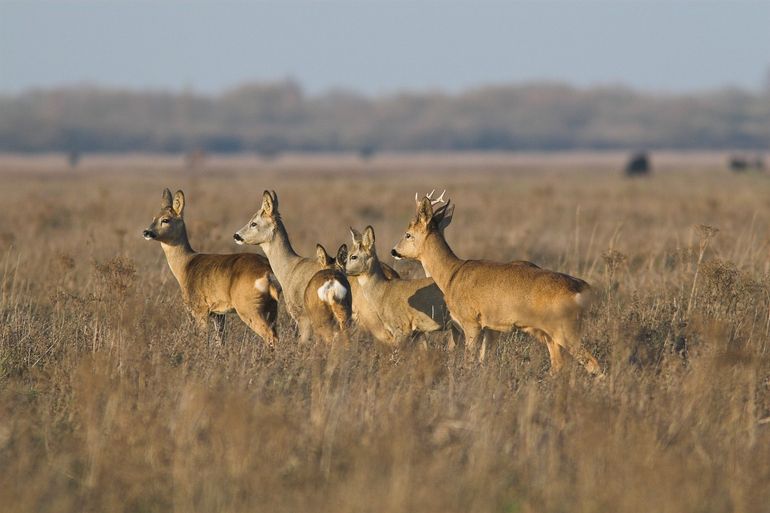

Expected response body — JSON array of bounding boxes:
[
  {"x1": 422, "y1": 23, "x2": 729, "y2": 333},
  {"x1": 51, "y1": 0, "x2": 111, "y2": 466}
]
[{"x1": 1, "y1": 154, "x2": 769, "y2": 513}]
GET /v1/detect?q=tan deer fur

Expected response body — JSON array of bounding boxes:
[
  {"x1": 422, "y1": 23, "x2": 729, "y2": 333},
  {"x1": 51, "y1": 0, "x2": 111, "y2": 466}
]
[
  {"x1": 234, "y1": 190, "x2": 399, "y2": 342},
  {"x1": 143, "y1": 189, "x2": 279, "y2": 346},
  {"x1": 392, "y1": 192, "x2": 601, "y2": 375},
  {"x1": 233, "y1": 191, "x2": 322, "y2": 342},
  {"x1": 303, "y1": 244, "x2": 352, "y2": 345},
  {"x1": 348, "y1": 246, "x2": 400, "y2": 335},
  {"x1": 347, "y1": 225, "x2": 449, "y2": 348}
]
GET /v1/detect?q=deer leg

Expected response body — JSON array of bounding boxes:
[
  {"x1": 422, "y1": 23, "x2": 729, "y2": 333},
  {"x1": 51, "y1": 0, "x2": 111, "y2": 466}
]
[
  {"x1": 248, "y1": 314, "x2": 279, "y2": 348},
  {"x1": 530, "y1": 329, "x2": 563, "y2": 375},
  {"x1": 445, "y1": 320, "x2": 463, "y2": 352},
  {"x1": 298, "y1": 316, "x2": 313, "y2": 345},
  {"x1": 333, "y1": 325, "x2": 350, "y2": 346},
  {"x1": 545, "y1": 338, "x2": 564, "y2": 375},
  {"x1": 462, "y1": 324, "x2": 483, "y2": 362},
  {"x1": 210, "y1": 313, "x2": 226, "y2": 345},
  {"x1": 413, "y1": 331, "x2": 429, "y2": 352},
  {"x1": 553, "y1": 323, "x2": 602, "y2": 376},
  {"x1": 188, "y1": 307, "x2": 209, "y2": 335},
  {"x1": 479, "y1": 329, "x2": 501, "y2": 362},
  {"x1": 236, "y1": 307, "x2": 278, "y2": 348},
  {"x1": 329, "y1": 301, "x2": 352, "y2": 346},
  {"x1": 313, "y1": 319, "x2": 335, "y2": 346}
]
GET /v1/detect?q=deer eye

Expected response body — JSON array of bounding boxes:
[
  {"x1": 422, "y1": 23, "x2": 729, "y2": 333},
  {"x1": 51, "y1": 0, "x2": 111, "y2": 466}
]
[
  {"x1": 405, "y1": 232, "x2": 412, "y2": 239},
  {"x1": 161, "y1": 218, "x2": 170, "y2": 224},
  {"x1": 350, "y1": 255, "x2": 358, "y2": 261},
  {"x1": 250, "y1": 222, "x2": 257, "y2": 228}
]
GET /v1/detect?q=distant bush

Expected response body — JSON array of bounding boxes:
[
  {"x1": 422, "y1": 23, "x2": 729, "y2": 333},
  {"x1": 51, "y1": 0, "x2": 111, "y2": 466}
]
[
  {"x1": 729, "y1": 154, "x2": 765, "y2": 173},
  {"x1": 625, "y1": 152, "x2": 651, "y2": 177}
]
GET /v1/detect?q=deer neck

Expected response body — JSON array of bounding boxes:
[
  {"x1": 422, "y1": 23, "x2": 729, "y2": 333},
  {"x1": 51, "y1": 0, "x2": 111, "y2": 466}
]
[
  {"x1": 355, "y1": 259, "x2": 388, "y2": 301},
  {"x1": 420, "y1": 231, "x2": 463, "y2": 293},
  {"x1": 160, "y1": 228, "x2": 196, "y2": 287},
  {"x1": 259, "y1": 222, "x2": 303, "y2": 284}
]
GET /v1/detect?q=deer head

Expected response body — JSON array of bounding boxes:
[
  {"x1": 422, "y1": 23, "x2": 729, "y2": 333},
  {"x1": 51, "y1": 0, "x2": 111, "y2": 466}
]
[
  {"x1": 391, "y1": 189, "x2": 453, "y2": 261},
  {"x1": 346, "y1": 226, "x2": 378, "y2": 276},
  {"x1": 143, "y1": 188, "x2": 187, "y2": 245},
  {"x1": 234, "y1": 190, "x2": 280, "y2": 246}
]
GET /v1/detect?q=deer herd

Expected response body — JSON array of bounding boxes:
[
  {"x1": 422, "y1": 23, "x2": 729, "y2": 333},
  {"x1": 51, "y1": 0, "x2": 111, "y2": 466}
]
[{"x1": 144, "y1": 188, "x2": 602, "y2": 377}]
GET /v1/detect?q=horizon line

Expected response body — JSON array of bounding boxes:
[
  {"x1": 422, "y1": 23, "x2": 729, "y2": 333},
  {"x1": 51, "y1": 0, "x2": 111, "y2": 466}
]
[{"x1": 2, "y1": 77, "x2": 768, "y2": 99}]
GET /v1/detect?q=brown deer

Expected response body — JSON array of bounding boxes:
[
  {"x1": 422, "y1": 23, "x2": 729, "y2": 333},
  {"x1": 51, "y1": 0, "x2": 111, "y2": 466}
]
[
  {"x1": 303, "y1": 244, "x2": 352, "y2": 345},
  {"x1": 233, "y1": 190, "x2": 336, "y2": 342},
  {"x1": 233, "y1": 190, "x2": 398, "y2": 341},
  {"x1": 347, "y1": 225, "x2": 449, "y2": 348},
  {"x1": 143, "y1": 189, "x2": 279, "y2": 346},
  {"x1": 391, "y1": 191, "x2": 601, "y2": 375}
]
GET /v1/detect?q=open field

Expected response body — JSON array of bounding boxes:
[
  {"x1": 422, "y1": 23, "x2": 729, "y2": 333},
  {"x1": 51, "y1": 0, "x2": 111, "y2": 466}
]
[{"x1": 1, "y1": 152, "x2": 769, "y2": 513}]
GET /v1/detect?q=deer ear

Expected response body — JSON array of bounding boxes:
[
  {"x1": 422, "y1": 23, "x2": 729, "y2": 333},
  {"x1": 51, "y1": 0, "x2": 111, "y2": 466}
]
[
  {"x1": 173, "y1": 190, "x2": 185, "y2": 216},
  {"x1": 417, "y1": 197, "x2": 433, "y2": 224},
  {"x1": 336, "y1": 244, "x2": 348, "y2": 267},
  {"x1": 349, "y1": 226, "x2": 362, "y2": 243},
  {"x1": 315, "y1": 244, "x2": 329, "y2": 265},
  {"x1": 262, "y1": 190, "x2": 275, "y2": 215},
  {"x1": 161, "y1": 188, "x2": 173, "y2": 209},
  {"x1": 363, "y1": 225, "x2": 375, "y2": 249},
  {"x1": 435, "y1": 202, "x2": 454, "y2": 232}
]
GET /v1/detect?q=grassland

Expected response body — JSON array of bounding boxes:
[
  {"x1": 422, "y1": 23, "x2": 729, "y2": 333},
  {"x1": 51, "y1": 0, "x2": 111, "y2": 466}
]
[{"x1": 1, "y1": 152, "x2": 769, "y2": 513}]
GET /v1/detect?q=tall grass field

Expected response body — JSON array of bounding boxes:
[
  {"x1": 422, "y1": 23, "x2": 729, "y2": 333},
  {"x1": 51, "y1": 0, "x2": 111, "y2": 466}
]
[{"x1": 1, "y1": 152, "x2": 769, "y2": 513}]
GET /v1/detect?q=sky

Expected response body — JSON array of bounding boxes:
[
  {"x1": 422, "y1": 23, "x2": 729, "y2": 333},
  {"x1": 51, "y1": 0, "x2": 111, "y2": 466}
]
[{"x1": 1, "y1": 1, "x2": 769, "y2": 96}]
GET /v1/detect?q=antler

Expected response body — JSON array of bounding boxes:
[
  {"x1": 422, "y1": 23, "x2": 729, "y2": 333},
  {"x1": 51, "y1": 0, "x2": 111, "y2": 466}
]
[
  {"x1": 430, "y1": 189, "x2": 446, "y2": 205},
  {"x1": 414, "y1": 189, "x2": 447, "y2": 206}
]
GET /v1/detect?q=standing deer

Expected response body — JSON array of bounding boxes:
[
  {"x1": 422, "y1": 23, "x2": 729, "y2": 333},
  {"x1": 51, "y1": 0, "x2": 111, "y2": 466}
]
[
  {"x1": 303, "y1": 244, "x2": 352, "y2": 345},
  {"x1": 143, "y1": 189, "x2": 279, "y2": 345},
  {"x1": 233, "y1": 190, "x2": 336, "y2": 342},
  {"x1": 391, "y1": 191, "x2": 601, "y2": 375},
  {"x1": 233, "y1": 190, "x2": 398, "y2": 342},
  {"x1": 348, "y1": 236, "x2": 400, "y2": 336},
  {"x1": 346, "y1": 225, "x2": 449, "y2": 348}
]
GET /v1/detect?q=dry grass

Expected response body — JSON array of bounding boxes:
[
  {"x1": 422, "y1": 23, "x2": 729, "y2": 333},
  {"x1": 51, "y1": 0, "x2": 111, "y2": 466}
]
[{"x1": 1, "y1": 153, "x2": 769, "y2": 513}]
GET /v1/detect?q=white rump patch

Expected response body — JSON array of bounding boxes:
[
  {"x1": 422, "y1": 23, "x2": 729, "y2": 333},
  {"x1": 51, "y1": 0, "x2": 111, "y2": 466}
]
[
  {"x1": 255, "y1": 273, "x2": 282, "y2": 296},
  {"x1": 254, "y1": 276, "x2": 269, "y2": 293},
  {"x1": 317, "y1": 279, "x2": 348, "y2": 304}
]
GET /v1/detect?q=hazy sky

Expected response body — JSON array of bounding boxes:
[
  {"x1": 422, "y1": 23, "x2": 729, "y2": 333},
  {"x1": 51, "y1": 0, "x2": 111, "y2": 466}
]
[{"x1": 1, "y1": 1, "x2": 769, "y2": 95}]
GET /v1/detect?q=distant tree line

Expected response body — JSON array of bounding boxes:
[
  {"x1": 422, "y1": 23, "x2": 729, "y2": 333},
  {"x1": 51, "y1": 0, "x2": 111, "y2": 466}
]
[{"x1": 1, "y1": 80, "x2": 768, "y2": 153}]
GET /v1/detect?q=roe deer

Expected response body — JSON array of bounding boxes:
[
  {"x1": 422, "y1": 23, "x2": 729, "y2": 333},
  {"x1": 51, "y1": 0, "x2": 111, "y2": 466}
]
[
  {"x1": 347, "y1": 225, "x2": 449, "y2": 348},
  {"x1": 348, "y1": 240, "x2": 400, "y2": 335},
  {"x1": 143, "y1": 189, "x2": 279, "y2": 346},
  {"x1": 233, "y1": 190, "x2": 336, "y2": 342},
  {"x1": 303, "y1": 244, "x2": 352, "y2": 345},
  {"x1": 233, "y1": 190, "x2": 398, "y2": 341},
  {"x1": 391, "y1": 191, "x2": 601, "y2": 375}
]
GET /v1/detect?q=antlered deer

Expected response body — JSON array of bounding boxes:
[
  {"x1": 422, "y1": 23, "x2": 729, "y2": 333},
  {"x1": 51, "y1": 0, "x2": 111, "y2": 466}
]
[
  {"x1": 143, "y1": 189, "x2": 279, "y2": 345},
  {"x1": 392, "y1": 191, "x2": 601, "y2": 375},
  {"x1": 303, "y1": 244, "x2": 352, "y2": 345},
  {"x1": 347, "y1": 225, "x2": 449, "y2": 348}
]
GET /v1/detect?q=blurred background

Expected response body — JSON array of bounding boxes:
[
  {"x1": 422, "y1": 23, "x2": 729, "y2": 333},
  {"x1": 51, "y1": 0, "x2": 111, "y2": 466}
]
[{"x1": 1, "y1": 0, "x2": 768, "y2": 158}]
